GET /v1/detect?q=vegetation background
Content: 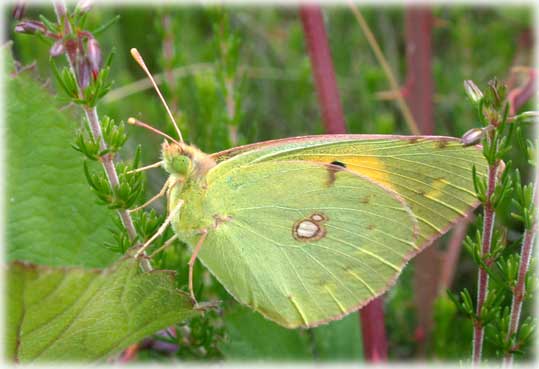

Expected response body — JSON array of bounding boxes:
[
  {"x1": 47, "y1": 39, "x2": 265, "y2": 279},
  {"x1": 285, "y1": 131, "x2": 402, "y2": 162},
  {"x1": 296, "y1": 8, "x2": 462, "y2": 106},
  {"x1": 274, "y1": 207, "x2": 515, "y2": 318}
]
[{"x1": 5, "y1": 3, "x2": 536, "y2": 363}]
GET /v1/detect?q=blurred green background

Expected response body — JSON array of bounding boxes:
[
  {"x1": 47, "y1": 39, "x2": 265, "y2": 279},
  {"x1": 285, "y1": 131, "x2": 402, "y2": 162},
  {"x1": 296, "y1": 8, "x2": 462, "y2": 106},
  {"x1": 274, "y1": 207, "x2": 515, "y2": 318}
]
[{"x1": 6, "y1": 4, "x2": 535, "y2": 363}]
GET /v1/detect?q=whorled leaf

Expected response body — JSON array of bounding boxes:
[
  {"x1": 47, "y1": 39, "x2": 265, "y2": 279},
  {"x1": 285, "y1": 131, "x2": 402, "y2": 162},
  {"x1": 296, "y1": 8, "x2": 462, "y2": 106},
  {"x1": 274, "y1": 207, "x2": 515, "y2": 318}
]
[{"x1": 6, "y1": 257, "x2": 198, "y2": 363}]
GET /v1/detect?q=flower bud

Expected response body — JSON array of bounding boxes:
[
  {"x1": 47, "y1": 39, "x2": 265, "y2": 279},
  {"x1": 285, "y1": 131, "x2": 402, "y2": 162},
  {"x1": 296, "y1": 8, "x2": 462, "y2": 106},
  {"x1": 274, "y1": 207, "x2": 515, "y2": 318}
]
[
  {"x1": 464, "y1": 80, "x2": 483, "y2": 104},
  {"x1": 12, "y1": 1, "x2": 26, "y2": 20},
  {"x1": 64, "y1": 38, "x2": 78, "y2": 64},
  {"x1": 87, "y1": 37, "x2": 102, "y2": 76},
  {"x1": 14, "y1": 20, "x2": 46, "y2": 35},
  {"x1": 75, "y1": 0, "x2": 93, "y2": 14},
  {"x1": 49, "y1": 40, "x2": 65, "y2": 57},
  {"x1": 78, "y1": 57, "x2": 91, "y2": 89},
  {"x1": 461, "y1": 127, "x2": 485, "y2": 146},
  {"x1": 515, "y1": 111, "x2": 539, "y2": 124}
]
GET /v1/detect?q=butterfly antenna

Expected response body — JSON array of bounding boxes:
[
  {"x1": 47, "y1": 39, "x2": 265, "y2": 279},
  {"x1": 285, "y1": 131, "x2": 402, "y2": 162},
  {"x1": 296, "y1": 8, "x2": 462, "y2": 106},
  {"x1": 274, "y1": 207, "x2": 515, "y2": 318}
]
[
  {"x1": 130, "y1": 48, "x2": 184, "y2": 143},
  {"x1": 127, "y1": 117, "x2": 181, "y2": 146}
]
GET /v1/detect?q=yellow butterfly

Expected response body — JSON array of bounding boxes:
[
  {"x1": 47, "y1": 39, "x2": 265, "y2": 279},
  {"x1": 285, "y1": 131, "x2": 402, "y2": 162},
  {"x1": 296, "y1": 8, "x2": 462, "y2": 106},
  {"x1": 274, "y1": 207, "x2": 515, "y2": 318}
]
[{"x1": 129, "y1": 49, "x2": 486, "y2": 328}]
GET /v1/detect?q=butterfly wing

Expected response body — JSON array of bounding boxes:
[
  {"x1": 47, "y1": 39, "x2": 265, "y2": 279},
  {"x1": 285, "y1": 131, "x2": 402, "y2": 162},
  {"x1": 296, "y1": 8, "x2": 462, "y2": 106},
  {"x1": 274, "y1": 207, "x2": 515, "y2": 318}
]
[
  {"x1": 177, "y1": 136, "x2": 485, "y2": 327},
  {"x1": 211, "y1": 135, "x2": 487, "y2": 247},
  {"x1": 197, "y1": 160, "x2": 419, "y2": 328}
]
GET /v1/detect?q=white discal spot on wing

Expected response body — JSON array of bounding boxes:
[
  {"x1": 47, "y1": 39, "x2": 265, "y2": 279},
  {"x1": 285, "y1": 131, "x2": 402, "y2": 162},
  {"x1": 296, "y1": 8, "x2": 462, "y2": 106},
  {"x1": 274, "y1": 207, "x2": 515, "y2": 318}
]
[
  {"x1": 296, "y1": 220, "x2": 319, "y2": 238},
  {"x1": 293, "y1": 213, "x2": 328, "y2": 242}
]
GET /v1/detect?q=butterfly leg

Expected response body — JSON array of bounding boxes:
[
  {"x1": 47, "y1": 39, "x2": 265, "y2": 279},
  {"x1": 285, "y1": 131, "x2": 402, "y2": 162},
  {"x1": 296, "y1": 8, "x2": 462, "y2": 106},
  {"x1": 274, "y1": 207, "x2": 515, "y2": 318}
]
[
  {"x1": 128, "y1": 179, "x2": 170, "y2": 213},
  {"x1": 189, "y1": 228, "x2": 208, "y2": 305},
  {"x1": 149, "y1": 234, "x2": 179, "y2": 258},
  {"x1": 134, "y1": 199, "x2": 184, "y2": 258}
]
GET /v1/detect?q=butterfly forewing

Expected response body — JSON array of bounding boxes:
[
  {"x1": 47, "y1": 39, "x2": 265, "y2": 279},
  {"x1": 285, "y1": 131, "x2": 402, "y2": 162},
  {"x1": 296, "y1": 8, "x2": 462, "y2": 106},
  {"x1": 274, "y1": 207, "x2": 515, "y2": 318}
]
[{"x1": 212, "y1": 136, "x2": 487, "y2": 248}]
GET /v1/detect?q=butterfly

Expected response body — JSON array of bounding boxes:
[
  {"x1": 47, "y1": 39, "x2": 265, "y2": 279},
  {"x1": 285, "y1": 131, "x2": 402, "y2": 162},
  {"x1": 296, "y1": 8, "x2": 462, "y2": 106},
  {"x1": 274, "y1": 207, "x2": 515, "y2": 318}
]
[{"x1": 128, "y1": 49, "x2": 487, "y2": 329}]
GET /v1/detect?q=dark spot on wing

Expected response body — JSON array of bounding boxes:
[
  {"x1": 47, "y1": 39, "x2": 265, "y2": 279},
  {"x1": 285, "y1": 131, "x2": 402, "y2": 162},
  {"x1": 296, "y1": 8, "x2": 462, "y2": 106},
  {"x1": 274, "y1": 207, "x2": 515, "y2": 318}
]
[
  {"x1": 360, "y1": 195, "x2": 371, "y2": 204},
  {"x1": 330, "y1": 160, "x2": 346, "y2": 168},
  {"x1": 326, "y1": 161, "x2": 346, "y2": 186},
  {"x1": 437, "y1": 139, "x2": 449, "y2": 148},
  {"x1": 367, "y1": 224, "x2": 376, "y2": 230},
  {"x1": 213, "y1": 214, "x2": 232, "y2": 229},
  {"x1": 408, "y1": 137, "x2": 419, "y2": 144}
]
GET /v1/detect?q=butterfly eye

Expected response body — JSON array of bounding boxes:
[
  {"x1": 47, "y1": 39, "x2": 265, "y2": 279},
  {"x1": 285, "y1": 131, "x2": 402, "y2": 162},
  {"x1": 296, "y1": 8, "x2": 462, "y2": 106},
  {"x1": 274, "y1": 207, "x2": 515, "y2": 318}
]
[
  {"x1": 169, "y1": 155, "x2": 192, "y2": 176},
  {"x1": 162, "y1": 143, "x2": 192, "y2": 176}
]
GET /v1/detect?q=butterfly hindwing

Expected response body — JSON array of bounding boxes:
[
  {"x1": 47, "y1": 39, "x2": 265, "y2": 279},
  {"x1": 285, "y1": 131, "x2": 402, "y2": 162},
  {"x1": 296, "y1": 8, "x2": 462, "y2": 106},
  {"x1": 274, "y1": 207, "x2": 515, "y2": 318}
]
[{"x1": 193, "y1": 160, "x2": 418, "y2": 328}]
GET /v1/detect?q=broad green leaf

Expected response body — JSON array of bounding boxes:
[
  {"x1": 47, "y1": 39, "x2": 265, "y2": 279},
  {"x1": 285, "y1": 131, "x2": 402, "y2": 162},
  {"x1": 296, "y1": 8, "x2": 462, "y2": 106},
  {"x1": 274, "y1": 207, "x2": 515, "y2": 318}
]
[
  {"x1": 6, "y1": 63, "x2": 118, "y2": 267},
  {"x1": 311, "y1": 314, "x2": 363, "y2": 360},
  {"x1": 220, "y1": 305, "x2": 312, "y2": 360},
  {"x1": 220, "y1": 305, "x2": 363, "y2": 361},
  {"x1": 6, "y1": 257, "x2": 198, "y2": 363}
]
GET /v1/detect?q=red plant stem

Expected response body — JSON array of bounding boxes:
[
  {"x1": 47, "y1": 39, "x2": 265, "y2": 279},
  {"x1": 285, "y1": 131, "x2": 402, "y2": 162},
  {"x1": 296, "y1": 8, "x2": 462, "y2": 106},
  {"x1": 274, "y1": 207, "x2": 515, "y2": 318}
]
[
  {"x1": 299, "y1": 5, "x2": 346, "y2": 134},
  {"x1": 404, "y1": 8, "x2": 434, "y2": 135},
  {"x1": 52, "y1": 1, "x2": 151, "y2": 272},
  {"x1": 403, "y1": 8, "x2": 438, "y2": 355},
  {"x1": 300, "y1": 5, "x2": 387, "y2": 362},
  {"x1": 473, "y1": 161, "x2": 498, "y2": 363},
  {"x1": 359, "y1": 298, "x2": 388, "y2": 361},
  {"x1": 503, "y1": 180, "x2": 538, "y2": 365}
]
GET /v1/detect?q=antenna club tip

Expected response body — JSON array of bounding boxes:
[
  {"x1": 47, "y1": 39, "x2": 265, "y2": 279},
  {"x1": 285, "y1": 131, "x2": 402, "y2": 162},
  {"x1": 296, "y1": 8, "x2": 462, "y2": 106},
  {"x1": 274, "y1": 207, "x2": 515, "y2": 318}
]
[
  {"x1": 130, "y1": 48, "x2": 143, "y2": 64},
  {"x1": 127, "y1": 117, "x2": 137, "y2": 125}
]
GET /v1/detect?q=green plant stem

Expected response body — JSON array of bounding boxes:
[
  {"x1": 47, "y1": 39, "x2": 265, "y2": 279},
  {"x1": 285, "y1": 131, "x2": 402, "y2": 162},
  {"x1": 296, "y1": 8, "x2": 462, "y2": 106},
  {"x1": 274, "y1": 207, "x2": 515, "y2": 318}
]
[
  {"x1": 224, "y1": 76, "x2": 237, "y2": 146},
  {"x1": 53, "y1": 0, "x2": 152, "y2": 272},
  {"x1": 348, "y1": 2, "x2": 420, "y2": 135},
  {"x1": 503, "y1": 179, "x2": 538, "y2": 365},
  {"x1": 84, "y1": 107, "x2": 149, "y2": 254},
  {"x1": 161, "y1": 14, "x2": 179, "y2": 113},
  {"x1": 473, "y1": 160, "x2": 499, "y2": 363}
]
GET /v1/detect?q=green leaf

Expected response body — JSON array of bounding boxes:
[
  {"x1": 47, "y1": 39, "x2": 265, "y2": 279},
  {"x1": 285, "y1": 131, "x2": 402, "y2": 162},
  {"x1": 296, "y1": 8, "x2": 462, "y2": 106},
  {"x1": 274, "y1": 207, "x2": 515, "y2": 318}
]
[
  {"x1": 6, "y1": 64, "x2": 118, "y2": 267},
  {"x1": 91, "y1": 15, "x2": 121, "y2": 36},
  {"x1": 220, "y1": 305, "x2": 363, "y2": 361},
  {"x1": 310, "y1": 314, "x2": 363, "y2": 360},
  {"x1": 6, "y1": 257, "x2": 198, "y2": 363},
  {"x1": 220, "y1": 305, "x2": 311, "y2": 360}
]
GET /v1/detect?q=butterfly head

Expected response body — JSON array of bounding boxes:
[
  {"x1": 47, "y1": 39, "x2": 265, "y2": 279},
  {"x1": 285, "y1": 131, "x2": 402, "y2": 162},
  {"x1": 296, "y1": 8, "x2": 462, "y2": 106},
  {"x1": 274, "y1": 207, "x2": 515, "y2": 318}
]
[{"x1": 161, "y1": 141, "x2": 215, "y2": 180}]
